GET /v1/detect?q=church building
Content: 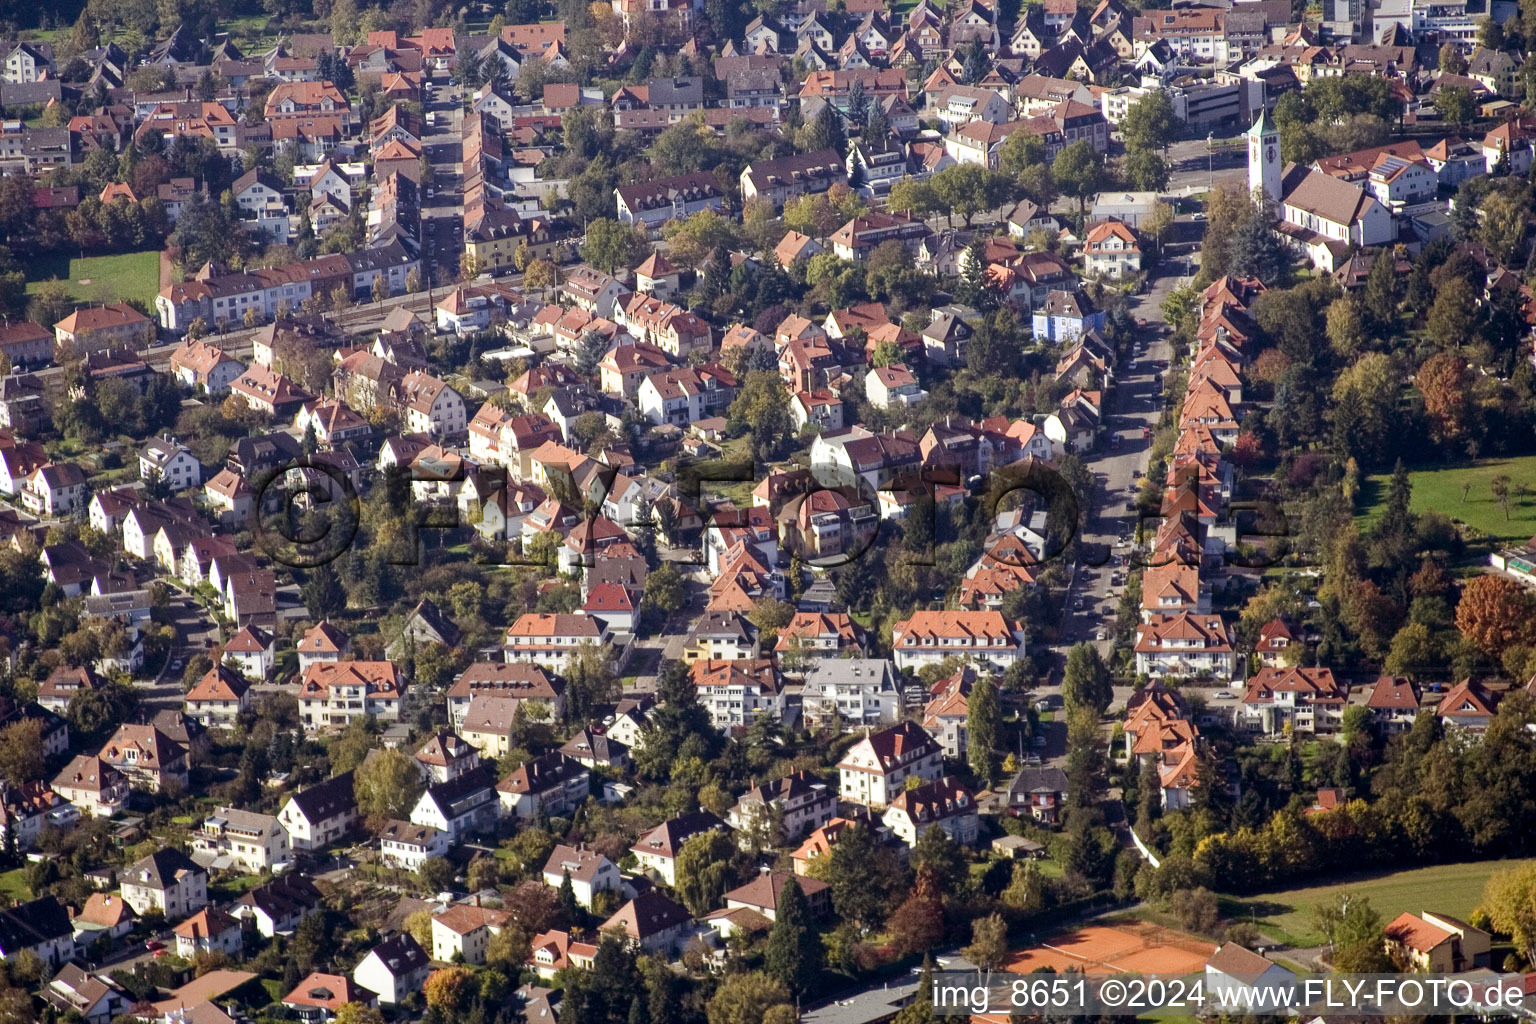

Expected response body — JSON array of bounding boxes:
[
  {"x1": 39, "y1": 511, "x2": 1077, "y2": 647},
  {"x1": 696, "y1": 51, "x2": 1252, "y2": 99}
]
[{"x1": 1248, "y1": 109, "x2": 1395, "y2": 273}]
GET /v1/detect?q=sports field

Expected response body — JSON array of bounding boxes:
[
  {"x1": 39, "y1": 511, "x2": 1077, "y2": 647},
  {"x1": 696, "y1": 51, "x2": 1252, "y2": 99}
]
[
  {"x1": 25, "y1": 250, "x2": 161, "y2": 309},
  {"x1": 1005, "y1": 920, "x2": 1215, "y2": 975},
  {"x1": 1223, "y1": 859, "x2": 1525, "y2": 948}
]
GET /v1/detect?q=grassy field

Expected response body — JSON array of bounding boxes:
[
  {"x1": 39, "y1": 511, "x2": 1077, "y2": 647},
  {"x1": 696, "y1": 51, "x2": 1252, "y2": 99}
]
[
  {"x1": 1221, "y1": 859, "x2": 1525, "y2": 948},
  {"x1": 1356, "y1": 456, "x2": 1536, "y2": 548},
  {"x1": 0, "y1": 867, "x2": 27, "y2": 902},
  {"x1": 25, "y1": 250, "x2": 161, "y2": 309}
]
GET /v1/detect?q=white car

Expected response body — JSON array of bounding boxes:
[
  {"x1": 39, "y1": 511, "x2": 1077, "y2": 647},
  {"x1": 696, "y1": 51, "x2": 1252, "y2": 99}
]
[
  {"x1": 1214, "y1": 691, "x2": 1235, "y2": 699},
  {"x1": 1095, "y1": 630, "x2": 1106, "y2": 641}
]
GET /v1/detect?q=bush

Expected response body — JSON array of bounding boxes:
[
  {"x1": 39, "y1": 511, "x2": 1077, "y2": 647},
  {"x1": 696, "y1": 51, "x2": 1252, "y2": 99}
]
[{"x1": 1169, "y1": 886, "x2": 1220, "y2": 935}]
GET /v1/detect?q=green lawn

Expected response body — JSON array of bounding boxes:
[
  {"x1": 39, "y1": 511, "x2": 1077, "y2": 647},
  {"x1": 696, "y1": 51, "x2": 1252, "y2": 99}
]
[
  {"x1": 25, "y1": 250, "x2": 161, "y2": 309},
  {"x1": 1356, "y1": 456, "x2": 1536, "y2": 548},
  {"x1": 0, "y1": 867, "x2": 28, "y2": 902},
  {"x1": 1222, "y1": 859, "x2": 1526, "y2": 948}
]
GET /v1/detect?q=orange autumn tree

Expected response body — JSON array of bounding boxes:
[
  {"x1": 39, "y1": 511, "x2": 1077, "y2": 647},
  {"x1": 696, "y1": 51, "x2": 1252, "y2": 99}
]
[
  {"x1": 1455, "y1": 575, "x2": 1536, "y2": 657},
  {"x1": 424, "y1": 967, "x2": 473, "y2": 1012}
]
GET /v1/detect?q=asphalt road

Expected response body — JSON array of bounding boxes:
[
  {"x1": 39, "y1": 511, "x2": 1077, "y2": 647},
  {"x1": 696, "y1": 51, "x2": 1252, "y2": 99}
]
[
  {"x1": 1028, "y1": 254, "x2": 1184, "y2": 719},
  {"x1": 422, "y1": 78, "x2": 467, "y2": 286}
]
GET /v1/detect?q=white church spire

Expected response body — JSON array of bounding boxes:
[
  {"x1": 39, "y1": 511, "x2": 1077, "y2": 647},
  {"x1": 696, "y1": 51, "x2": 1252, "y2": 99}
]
[{"x1": 1247, "y1": 108, "x2": 1281, "y2": 205}]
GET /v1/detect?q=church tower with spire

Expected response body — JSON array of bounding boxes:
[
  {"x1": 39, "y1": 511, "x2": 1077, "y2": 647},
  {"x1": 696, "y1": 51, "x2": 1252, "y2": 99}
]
[{"x1": 1247, "y1": 108, "x2": 1281, "y2": 205}]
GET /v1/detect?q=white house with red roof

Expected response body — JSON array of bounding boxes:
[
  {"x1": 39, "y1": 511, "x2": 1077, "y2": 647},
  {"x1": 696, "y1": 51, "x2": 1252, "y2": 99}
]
[
  {"x1": 865, "y1": 363, "x2": 928, "y2": 410},
  {"x1": 297, "y1": 620, "x2": 350, "y2": 672},
  {"x1": 297, "y1": 662, "x2": 403, "y2": 731},
  {"x1": 1255, "y1": 617, "x2": 1296, "y2": 667},
  {"x1": 1081, "y1": 219, "x2": 1141, "y2": 279},
  {"x1": 601, "y1": 891, "x2": 694, "y2": 954},
  {"x1": 632, "y1": 812, "x2": 729, "y2": 884},
  {"x1": 541, "y1": 844, "x2": 623, "y2": 908},
  {"x1": 23, "y1": 462, "x2": 87, "y2": 517},
  {"x1": 582, "y1": 581, "x2": 636, "y2": 631},
  {"x1": 690, "y1": 659, "x2": 786, "y2": 729},
  {"x1": 504, "y1": 613, "x2": 609, "y2": 672},
  {"x1": 890, "y1": 610, "x2": 1025, "y2": 671},
  {"x1": 528, "y1": 929, "x2": 599, "y2": 980},
  {"x1": 1134, "y1": 612, "x2": 1237, "y2": 681},
  {"x1": 774, "y1": 612, "x2": 868, "y2": 661},
  {"x1": 727, "y1": 770, "x2": 836, "y2": 842},
  {"x1": 724, "y1": 870, "x2": 831, "y2": 921},
  {"x1": 399, "y1": 370, "x2": 466, "y2": 437},
  {"x1": 1238, "y1": 666, "x2": 1348, "y2": 736},
  {"x1": 170, "y1": 339, "x2": 244, "y2": 394},
  {"x1": 184, "y1": 665, "x2": 252, "y2": 729},
  {"x1": 635, "y1": 251, "x2": 684, "y2": 300},
  {"x1": 221, "y1": 624, "x2": 275, "y2": 681},
  {"x1": 837, "y1": 720, "x2": 944, "y2": 809},
  {"x1": 1436, "y1": 678, "x2": 1499, "y2": 732},
  {"x1": 882, "y1": 776, "x2": 979, "y2": 846},
  {"x1": 1365, "y1": 675, "x2": 1420, "y2": 733}
]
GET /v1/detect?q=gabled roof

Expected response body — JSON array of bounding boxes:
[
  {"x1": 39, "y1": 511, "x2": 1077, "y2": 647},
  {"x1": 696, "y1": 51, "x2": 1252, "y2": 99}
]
[
  {"x1": 126, "y1": 848, "x2": 203, "y2": 890},
  {"x1": 1437, "y1": 678, "x2": 1498, "y2": 719},
  {"x1": 284, "y1": 771, "x2": 356, "y2": 823},
  {"x1": 186, "y1": 664, "x2": 250, "y2": 703},
  {"x1": 631, "y1": 811, "x2": 727, "y2": 859},
  {"x1": 723, "y1": 870, "x2": 828, "y2": 911},
  {"x1": 602, "y1": 890, "x2": 691, "y2": 940}
]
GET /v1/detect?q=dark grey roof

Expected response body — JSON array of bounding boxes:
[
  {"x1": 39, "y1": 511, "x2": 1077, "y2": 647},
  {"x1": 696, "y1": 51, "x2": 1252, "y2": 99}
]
[
  {"x1": 368, "y1": 932, "x2": 430, "y2": 976},
  {"x1": 645, "y1": 75, "x2": 704, "y2": 107},
  {"x1": 0, "y1": 896, "x2": 72, "y2": 951},
  {"x1": 0, "y1": 80, "x2": 61, "y2": 106},
  {"x1": 128, "y1": 848, "x2": 203, "y2": 890},
  {"x1": 406, "y1": 598, "x2": 463, "y2": 647},
  {"x1": 1008, "y1": 766, "x2": 1069, "y2": 798},
  {"x1": 423, "y1": 764, "x2": 497, "y2": 813},
  {"x1": 345, "y1": 240, "x2": 416, "y2": 273},
  {"x1": 287, "y1": 770, "x2": 356, "y2": 822},
  {"x1": 237, "y1": 873, "x2": 322, "y2": 918}
]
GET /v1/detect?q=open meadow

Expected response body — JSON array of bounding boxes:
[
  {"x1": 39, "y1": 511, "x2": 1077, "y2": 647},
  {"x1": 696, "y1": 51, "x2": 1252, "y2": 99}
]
[
  {"x1": 25, "y1": 250, "x2": 161, "y2": 310},
  {"x1": 1356, "y1": 457, "x2": 1536, "y2": 550}
]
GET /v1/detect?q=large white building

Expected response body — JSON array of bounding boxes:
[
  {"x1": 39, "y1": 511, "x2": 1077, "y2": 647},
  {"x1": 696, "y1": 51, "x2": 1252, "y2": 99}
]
[
  {"x1": 1249, "y1": 110, "x2": 1394, "y2": 272},
  {"x1": 800, "y1": 659, "x2": 902, "y2": 728},
  {"x1": 192, "y1": 808, "x2": 290, "y2": 873},
  {"x1": 890, "y1": 610, "x2": 1026, "y2": 671},
  {"x1": 836, "y1": 721, "x2": 944, "y2": 810}
]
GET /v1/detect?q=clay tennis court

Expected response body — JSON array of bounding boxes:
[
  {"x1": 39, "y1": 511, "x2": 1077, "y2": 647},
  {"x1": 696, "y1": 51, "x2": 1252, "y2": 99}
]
[{"x1": 1004, "y1": 920, "x2": 1215, "y2": 975}]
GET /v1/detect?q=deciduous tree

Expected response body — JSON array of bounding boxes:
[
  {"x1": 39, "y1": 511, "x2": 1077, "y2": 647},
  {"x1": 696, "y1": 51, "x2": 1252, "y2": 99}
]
[
  {"x1": 1482, "y1": 863, "x2": 1536, "y2": 964},
  {"x1": 1416, "y1": 351, "x2": 1472, "y2": 444},
  {"x1": 1051, "y1": 140, "x2": 1104, "y2": 215},
  {"x1": 674, "y1": 829, "x2": 738, "y2": 915},
  {"x1": 1121, "y1": 90, "x2": 1178, "y2": 151},
  {"x1": 354, "y1": 747, "x2": 425, "y2": 822},
  {"x1": 581, "y1": 218, "x2": 650, "y2": 275},
  {"x1": 706, "y1": 972, "x2": 793, "y2": 1024},
  {"x1": 1455, "y1": 574, "x2": 1536, "y2": 656},
  {"x1": 821, "y1": 820, "x2": 902, "y2": 927},
  {"x1": 962, "y1": 912, "x2": 1009, "y2": 971},
  {"x1": 0, "y1": 719, "x2": 44, "y2": 786},
  {"x1": 887, "y1": 866, "x2": 946, "y2": 956},
  {"x1": 1062, "y1": 642, "x2": 1112, "y2": 713}
]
